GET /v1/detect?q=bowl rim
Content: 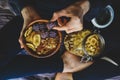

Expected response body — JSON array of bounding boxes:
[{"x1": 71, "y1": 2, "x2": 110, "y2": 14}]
[{"x1": 22, "y1": 19, "x2": 62, "y2": 58}]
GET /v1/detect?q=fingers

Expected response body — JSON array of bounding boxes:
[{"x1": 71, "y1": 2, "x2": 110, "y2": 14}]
[
  {"x1": 65, "y1": 24, "x2": 83, "y2": 34},
  {"x1": 52, "y1": 17, "x2": 83, "y2": 33},
  {"x1": 51, "y1": 12, "x2": 59, "y2": 21},
  {"x1": 19, "y1": 36, "x2": 24, "y2": 48},
  {"x1": 19, "y1": 23, "x2": 29, "y2": 49},
  {"x1": 53, "y1": 25, "x2": 82, "y2": 34},
  {"x1": 53, "y1": 26, "x2": 67, "y2": 31}
]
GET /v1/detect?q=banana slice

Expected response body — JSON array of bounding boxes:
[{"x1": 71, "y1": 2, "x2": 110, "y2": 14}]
[
  {"x1": 25, "y1": 31, "x2": 36, "y2": 43},
  {"x1": 26, "y1": 43, "x2": 36, "y2": 51},
  {"x1": 32, "y1": 34, "x2": 41, "y2": 48},
  {"x1": 24, "y1": 26, "x2": 32, "y2": 37}
]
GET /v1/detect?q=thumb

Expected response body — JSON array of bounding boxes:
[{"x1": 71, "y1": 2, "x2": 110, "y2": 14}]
[
  {"x1": 51, "y1": 13, "x2": 59, "y2": 21},
  {"x1": 51, "y1": 10, "x2": 69, "y2": 21}
]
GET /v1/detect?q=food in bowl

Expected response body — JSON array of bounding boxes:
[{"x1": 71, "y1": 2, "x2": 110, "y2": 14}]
[
  {"x1": 22, "y1": 20, "x2": 62, "y2": 58},
  {"x1": 64, "y1": 30, "x2": 91, "y2": 57},
  {"x1": 83, "y1": 33, "x2": 105, "y2": 57},
  {"x1": 64, "y1": 29, "x2": 104, "y2": 58}
]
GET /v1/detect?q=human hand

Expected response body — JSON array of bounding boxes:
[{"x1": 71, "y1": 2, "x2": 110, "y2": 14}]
[
  {"x1": 51, "y1": 0, "x2": 90, "y2": 33},
  {"x1": 62, "y1": 51, "x2": 93, "y2": 73},
  {"x1": 55, "y1": 72, "x2": 73, "y2": 80},
  {"x1": 18, "y1": 6, "x2": 41, "y2": 48}
]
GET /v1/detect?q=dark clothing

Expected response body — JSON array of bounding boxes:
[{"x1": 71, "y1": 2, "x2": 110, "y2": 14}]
[
  {"x1": 73, "y1": 1, "x2": 120, "y2": 79},
  {"x1": 0, "y1": 0, "x2": 120, "y2": 80},
  {"x1": 0, "y1": 16, "x2": 64, "y2": 79},
  {"x1": 9, "y1": 0, "x2": 111, "y2": 20},
  {"x1": 0, "y1": 16, "x2": 23, "y2": 67}
]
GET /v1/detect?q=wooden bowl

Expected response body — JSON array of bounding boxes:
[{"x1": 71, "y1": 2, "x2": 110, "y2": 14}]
[{"x1": 22, "y1": 20, "x2": 62, "y2": 58}]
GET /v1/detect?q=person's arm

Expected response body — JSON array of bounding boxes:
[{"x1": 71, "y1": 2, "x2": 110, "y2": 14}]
[
  {"x1": 62, "y1": 51, "x2": 93, "y2": 73},
  {"x1": 19, "y1": 6, "x2": 41, "y2": 48},
  {"x1": 55, "y1": 72, "x2": 73, "y2": 80},
  {"x1": 51, "y1": 0, "x2": 90, "y2": 33},
  {"x1": 21, "y1": 6, "x2": 41, "y2": 30},
  {"x1": 0, "y1": 55, "x2": 64, "y2": 79},
  {"x1": 9, "y1": 0, "x2": 41, "y2": 48},
  {"x1": 54, "y1": 51, "x2": 93, "y2": 80}
]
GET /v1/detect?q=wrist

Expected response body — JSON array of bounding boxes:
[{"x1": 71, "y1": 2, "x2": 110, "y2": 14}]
[
  {"x1": 21, "y1": 6, "x2": 40, "y2": 22},
  {"x1": 64, "y1": 0, "x2": 90, "y2": 17},
  {"x1": 80, "y1": 0, "x2": 90, "y2": 15},
  {"x1": 55, "y1": 72, "x2": 73, "y2": 80}
]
